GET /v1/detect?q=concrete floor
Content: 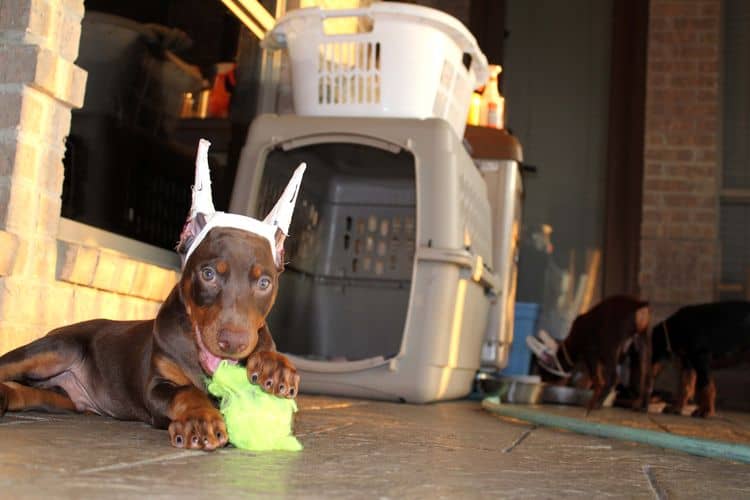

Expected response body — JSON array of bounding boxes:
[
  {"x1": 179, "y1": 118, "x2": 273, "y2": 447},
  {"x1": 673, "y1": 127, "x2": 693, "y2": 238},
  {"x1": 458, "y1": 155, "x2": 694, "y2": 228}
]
[{"x1": 2, "y1": 396, "x2": 750, "y2": 499}]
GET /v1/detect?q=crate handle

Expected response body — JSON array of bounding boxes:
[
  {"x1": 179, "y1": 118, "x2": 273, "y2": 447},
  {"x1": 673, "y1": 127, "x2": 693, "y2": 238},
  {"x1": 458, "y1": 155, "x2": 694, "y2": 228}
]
[{"x1": 285, "y1": 353, "x2": 392, "y2": 373}]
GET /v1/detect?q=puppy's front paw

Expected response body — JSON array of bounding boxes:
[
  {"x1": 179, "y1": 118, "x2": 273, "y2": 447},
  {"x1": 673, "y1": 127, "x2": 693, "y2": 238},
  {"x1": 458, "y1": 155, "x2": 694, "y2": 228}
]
[
  {"x1": 631, "y1": 397, "x2": 647, "y2": 412},
  {"x1": 585, "y1": 396, "x2": 603, "y2": 414},
  {"x1": 691, "y1": 406, "x2": 714, "y2": 418},
  {"x1": 246, "y1": 351, "x2": 300, "y2": 398},
  {"x1": 169, "y1": 407, "x2": 228, "y2": 451}
]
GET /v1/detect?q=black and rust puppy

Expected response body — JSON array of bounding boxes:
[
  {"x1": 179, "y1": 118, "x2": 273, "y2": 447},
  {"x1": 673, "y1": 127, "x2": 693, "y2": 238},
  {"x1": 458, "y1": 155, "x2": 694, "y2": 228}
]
[
  {"x1": 652, "y1": 301, "x2": 750, "y2": 418},
  {"x1": 543, "y1": 295, "x2": 652, "y2": 412},
  {"x1": 0, "y1": 143, "x2": 305, "y2": 450}
]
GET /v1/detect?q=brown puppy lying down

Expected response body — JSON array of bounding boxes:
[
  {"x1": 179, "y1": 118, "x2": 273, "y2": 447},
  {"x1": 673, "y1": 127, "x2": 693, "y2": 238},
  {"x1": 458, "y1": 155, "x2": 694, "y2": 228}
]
[{"x1": 0, "y1": 141, "x2": 305, "y2": 450}]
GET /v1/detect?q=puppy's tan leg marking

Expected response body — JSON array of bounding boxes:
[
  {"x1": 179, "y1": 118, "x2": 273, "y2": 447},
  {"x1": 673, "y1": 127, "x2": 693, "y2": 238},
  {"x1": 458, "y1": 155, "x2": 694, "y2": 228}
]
[{"x1": 0, "y1": 382, "x2": 76, "y2": 413}]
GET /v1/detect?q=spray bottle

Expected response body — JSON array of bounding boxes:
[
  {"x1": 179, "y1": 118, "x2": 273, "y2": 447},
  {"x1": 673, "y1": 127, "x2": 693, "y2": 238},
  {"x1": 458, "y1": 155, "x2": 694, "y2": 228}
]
[{"x1": 480, "y1": 65, "x2": 505, "y2": 129}]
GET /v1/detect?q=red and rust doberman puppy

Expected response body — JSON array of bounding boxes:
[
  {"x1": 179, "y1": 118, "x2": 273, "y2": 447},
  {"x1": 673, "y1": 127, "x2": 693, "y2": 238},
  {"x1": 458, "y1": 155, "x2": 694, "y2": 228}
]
[
  {"x1": 544, "y1": 295, "x2": 652, "y2": 412},
  {"x1": 0, "y1": 142, "x2": 303, "y2": 451},
  {"x1": 0, "y1": 225, "x2": 297, "y2": 450}
]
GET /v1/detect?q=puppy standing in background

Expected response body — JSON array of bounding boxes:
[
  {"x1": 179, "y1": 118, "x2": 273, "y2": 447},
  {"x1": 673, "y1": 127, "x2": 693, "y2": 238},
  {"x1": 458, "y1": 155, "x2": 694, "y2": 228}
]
[
  {"x1": 538, "y1": 295, "x2": 652, "y2": 412},
  {"x1": 651, "y1": 301, "x2": 750, "y2": 418}
]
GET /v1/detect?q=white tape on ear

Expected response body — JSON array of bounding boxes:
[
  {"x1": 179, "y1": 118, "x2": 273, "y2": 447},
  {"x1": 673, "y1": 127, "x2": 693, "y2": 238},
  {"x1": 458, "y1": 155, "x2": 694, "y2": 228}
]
[
  {"x1": 263, "y1": 163, "x2": 307, "y2": 236},
  {"x1": 190, "y1": 138, "x2": 216, "y2": 220}
]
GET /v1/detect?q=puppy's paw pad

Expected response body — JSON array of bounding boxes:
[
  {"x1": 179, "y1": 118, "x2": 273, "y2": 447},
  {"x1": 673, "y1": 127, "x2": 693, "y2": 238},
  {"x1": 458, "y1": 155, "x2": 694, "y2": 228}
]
[
  {"x1": 691, "y1": 408, "x2": 714, "y2": 418},
  {"x1": 169, "y1": 408, "x2": 228, "y2": 451},
  {"x1": 246, "y1": 351, "x2": 300, "y2": 398}
]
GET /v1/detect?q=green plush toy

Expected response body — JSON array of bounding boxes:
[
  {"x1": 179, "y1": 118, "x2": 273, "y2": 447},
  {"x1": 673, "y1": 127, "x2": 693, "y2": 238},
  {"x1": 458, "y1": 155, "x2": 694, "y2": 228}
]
[{"x1": 206, "y1": 360, "x2": 302, "y2": 451}]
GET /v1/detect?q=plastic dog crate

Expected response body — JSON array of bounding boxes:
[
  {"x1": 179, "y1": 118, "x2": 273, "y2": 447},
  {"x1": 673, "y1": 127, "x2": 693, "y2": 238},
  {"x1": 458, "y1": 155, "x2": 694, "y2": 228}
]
[{"x1": 230, "y1": 115, "x2": 500, "y2": 402}]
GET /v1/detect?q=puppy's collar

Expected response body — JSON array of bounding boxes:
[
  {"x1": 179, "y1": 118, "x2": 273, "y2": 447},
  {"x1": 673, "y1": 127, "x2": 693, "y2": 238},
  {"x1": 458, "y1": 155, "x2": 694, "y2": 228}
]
[{"x1": 558, "y1": 340, "x2": 575, "y2": 371}]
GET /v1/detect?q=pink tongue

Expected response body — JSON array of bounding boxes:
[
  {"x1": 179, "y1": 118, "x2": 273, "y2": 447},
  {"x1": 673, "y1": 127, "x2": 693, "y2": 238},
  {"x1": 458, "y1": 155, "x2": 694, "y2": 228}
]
[
  {"x1": 199, "y1": 349, "x2": 223, "y2": 375},
  {"x1": 194, "y1": 327, "x2": 238, "y2": 374},
  {"x1": 199, "y1": 347, "x2": 238, "y2": 375}
]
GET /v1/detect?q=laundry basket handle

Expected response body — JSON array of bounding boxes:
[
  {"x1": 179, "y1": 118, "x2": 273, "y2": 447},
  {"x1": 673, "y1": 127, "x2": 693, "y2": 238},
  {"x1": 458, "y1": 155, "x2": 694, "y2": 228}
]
[
  {"x1": 317, "y1": 7, "x2": 372, "y2": 19},
  {"x1": 366, "y1": 3, "x2": 490, "y2": 86},
  {"x1": 272, "y1": 7, "x2": 374, "y2": 36}
]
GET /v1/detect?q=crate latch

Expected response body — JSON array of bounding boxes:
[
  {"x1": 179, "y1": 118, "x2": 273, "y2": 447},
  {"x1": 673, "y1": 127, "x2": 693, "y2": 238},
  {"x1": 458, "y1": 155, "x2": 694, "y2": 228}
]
[
  {"x1": 471, "y1": 254, "x2": 484, "y2": 283},
  {"x1": 415, "y1": 246, "x2": 499, "y2": 293}
]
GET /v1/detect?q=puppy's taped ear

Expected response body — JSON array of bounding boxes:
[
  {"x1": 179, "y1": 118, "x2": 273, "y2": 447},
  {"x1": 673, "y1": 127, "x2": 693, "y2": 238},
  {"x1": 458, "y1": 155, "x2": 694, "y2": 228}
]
[
  {"x1": 177, "y1": 213, "x2": 207, "y2": 261},
  {"x1": 177, "y1": 139, "x2": 216, "y2": 265},
  {"x1": 262, "y1": 163, "x2": 306, "y2": 234},
  {"x1": 273, "y1": 227, "x2": 286, "y2": 271},
  {"x1": 263, "y1": 163, "x2": 306, "y2": 267},
  {"x1": 190, "y1": 139, "x2": 216, "y2": 220}
]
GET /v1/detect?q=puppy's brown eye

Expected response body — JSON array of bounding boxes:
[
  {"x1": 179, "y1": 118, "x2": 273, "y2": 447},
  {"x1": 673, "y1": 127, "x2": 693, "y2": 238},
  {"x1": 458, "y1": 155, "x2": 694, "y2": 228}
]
[
  {"x1": 257, "y1": 276, "x2": 272, "y2": 290},
  {"x1": 201, "y1": 267, "x2": 216, "y2": 281}
]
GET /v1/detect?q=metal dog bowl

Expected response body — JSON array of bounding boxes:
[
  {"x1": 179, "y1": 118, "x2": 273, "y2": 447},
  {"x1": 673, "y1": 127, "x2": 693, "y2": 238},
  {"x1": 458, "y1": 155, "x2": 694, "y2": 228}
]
[
  {"x1": 498, "y1": 375, "x2": 545, "y2": 404},
  {"x1": 542, "y1": 385, "x2": 616, "y2": 407}
]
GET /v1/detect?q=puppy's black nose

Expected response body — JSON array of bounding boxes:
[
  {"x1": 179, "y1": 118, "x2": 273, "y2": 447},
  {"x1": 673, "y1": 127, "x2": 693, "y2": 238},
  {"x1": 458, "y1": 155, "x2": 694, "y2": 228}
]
[{"x1": 217, "y1": 330, "x2": 248, "y2": 354}]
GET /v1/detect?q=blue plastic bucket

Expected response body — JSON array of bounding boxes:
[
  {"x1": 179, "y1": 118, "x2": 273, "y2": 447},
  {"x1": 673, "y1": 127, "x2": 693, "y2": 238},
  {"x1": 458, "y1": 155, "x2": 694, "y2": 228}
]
[{"x1": 501, "y1": 302, "x2": 540, "y2": 376}]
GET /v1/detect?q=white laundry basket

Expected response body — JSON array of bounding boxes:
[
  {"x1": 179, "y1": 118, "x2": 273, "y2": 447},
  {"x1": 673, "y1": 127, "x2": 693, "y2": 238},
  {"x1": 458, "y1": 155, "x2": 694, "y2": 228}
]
[{"x1": 266, "y1": 3, "x2": 489, "y2": 138}]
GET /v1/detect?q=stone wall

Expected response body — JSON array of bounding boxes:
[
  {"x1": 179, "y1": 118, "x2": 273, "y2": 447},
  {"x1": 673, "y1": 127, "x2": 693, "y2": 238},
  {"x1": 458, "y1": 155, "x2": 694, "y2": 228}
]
[{"x1": 0, "y1": 0, "x2": 174, "y2": 355}]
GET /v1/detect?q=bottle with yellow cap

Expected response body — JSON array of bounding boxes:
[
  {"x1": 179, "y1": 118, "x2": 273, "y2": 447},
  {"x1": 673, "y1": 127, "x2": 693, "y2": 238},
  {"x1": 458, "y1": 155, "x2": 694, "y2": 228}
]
[
  {"x1": 479, "y1": 65, "x2": 504, "y2": 129},
  {"x1": 467, "y1": 91, "x2": 482, "y2": 126}
]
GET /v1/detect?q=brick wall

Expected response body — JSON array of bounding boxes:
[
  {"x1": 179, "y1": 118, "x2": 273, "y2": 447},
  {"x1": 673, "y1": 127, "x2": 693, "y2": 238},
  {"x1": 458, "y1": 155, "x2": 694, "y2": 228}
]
[
  {"x1": 0, "y1": 0, "x2": 171, "y2": 355},
  {"x1": 640, "y1": 0, "x2": 721, "y2": 318}
]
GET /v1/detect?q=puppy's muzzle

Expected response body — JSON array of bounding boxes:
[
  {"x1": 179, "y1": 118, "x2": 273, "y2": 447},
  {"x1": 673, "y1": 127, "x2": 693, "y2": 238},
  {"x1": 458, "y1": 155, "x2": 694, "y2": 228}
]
[{"x1": 216, "y1": 329, "x2": 250, "y2": 355}]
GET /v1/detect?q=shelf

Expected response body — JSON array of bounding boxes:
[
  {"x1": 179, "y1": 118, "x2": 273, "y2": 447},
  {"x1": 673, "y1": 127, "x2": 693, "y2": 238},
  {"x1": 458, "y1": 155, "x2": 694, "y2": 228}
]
[{"x1": 463, "y1": 125, "x2": 523, "y2": 162}]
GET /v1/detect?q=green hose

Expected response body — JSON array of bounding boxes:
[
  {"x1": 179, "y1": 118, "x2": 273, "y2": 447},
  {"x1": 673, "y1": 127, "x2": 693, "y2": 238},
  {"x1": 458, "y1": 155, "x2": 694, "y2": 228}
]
[{"x1": 482, "y1": 396, "x2": 750, "y2": 464}]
